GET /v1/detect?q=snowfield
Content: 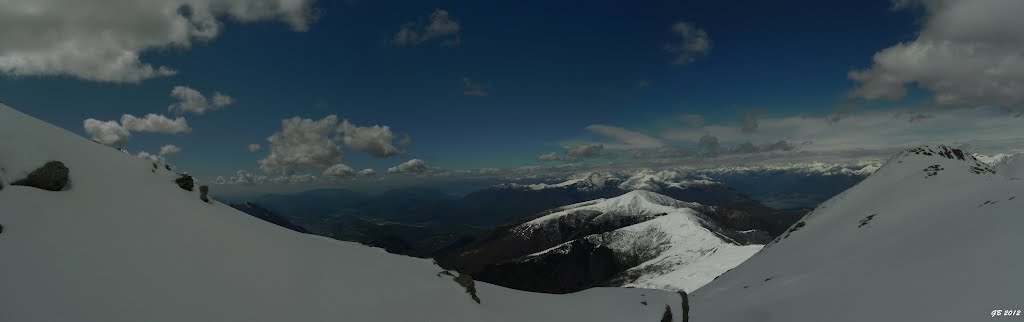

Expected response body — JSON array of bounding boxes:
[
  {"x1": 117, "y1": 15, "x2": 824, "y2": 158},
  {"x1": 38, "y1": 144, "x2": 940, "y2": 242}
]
[
  {"x1": 0, "y1": 104, "x2": 687, "y2": 322},
  {"x1": 691, "y1": 145, "x2": 1024, "y2": 322}
]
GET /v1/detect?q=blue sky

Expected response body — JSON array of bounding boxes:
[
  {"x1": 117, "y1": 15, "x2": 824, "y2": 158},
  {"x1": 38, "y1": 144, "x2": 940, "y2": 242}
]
[{"x1": 2, "y1": 0, "x2": 1024, "y2": 189}]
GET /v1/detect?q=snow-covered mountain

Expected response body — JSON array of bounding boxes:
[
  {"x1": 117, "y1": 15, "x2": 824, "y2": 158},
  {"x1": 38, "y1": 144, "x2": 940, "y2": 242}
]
[
  {"x1": 482, "y1": 169, "x2": 799, "y2": 235},
  {"x1": 0, "y1": 104, "x2": 689, "y2": 321},
  {"x1": 690, "y1": 145, "x2": 1024, "y2": 322},
  {"x1": 444, "y1": 190, "x2": 765, "y2": 294},
  {"x1": 986, "y1": 153, "x2": 1024, "y2": 179}
]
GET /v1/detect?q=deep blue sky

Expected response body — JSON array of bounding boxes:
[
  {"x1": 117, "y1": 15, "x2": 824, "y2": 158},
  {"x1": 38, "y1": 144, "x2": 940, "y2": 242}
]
[{"x1": 0, "y1": 0, "x2": 923, "y2": 181}]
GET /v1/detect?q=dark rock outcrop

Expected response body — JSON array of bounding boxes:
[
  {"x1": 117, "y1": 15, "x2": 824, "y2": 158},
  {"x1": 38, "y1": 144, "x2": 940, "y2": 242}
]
[
  {"x1": 199, "y1": 185, "x2": 210, "y2": 203},
  {"x1": 12, "y1": 161, "x2": 69, "y2": 191},
  {"x1": 453, "y1": 273, "x2": 480, "y2": 304},
  {"x1": 175, "y1": 175, "x2": 194, "y2": 191},
  {"x1": 678, "y1": 291, "x2": 689, "y2": 322},
  {"x1": 660, "y1": 305, "x2": 673, "y2": 322}
]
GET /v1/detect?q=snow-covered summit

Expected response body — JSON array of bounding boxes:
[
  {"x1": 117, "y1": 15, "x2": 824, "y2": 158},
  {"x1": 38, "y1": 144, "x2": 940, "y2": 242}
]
[
  {"x1": 516, "y1": 190, "x2": 700, "y2": 233},
  {"x1": 690, "y1": 144, "x2": 1024, "y2": 322},
  {"x1": 497, "y1": 190, "x2": 761, "y2": 292},
  {"x1": 0, "y1": 104, "x2": 688, "y2": 322}
]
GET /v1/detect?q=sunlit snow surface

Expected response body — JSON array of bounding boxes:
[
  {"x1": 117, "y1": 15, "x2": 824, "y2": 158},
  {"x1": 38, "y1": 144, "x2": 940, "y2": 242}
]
[
  {"x1": 516, "y1": 190, "x2": 761, "y2": 292},
  {"x1": 691, "y1": 145, "x2": 1024, "y2": 322},
  {"x1": 0, "y1": 104, "x2": 685, "y2": 322}
]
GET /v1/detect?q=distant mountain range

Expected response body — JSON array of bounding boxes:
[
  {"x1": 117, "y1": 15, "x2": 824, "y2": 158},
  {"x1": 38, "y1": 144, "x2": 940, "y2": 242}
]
[{"x1": 232, "y1": 169, "x2": 808, "y2": 260}]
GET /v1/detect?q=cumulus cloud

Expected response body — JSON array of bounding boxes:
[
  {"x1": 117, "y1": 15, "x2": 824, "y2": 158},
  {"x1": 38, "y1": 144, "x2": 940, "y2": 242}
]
[
  {"x1": 322, "y1": 163, "x2": 356, "y2": 178},
  {"x1": 136, "y1": 151, "x2": 165, "y2": 163},
  {"x1": 338, "y1": 120, "x2": 406, "y2": 158},
  {"x1": 212, "y1": 170, "x2": 268, "y2": 185},
  {"x1": 247, "y1": 144, "x2": 262, "y2": 152},
  {"x1": 258, "y1": 115, "x2": 344, "y2": 175},
  {"x1": 849, "y1": 0, "x2": 1024, "y2": 109},
  {"x1": 387, "y1": 159, "x2": 436, "y2": 174},
  {"x1": 159, "y1": 144, "x2": 182, "y2": 157},
  {"x1": 168, "y1": 86, "x2": 234, "y2": 115},
  {"x1": 121, "y1": 114, "x2": 191, "y2": 134},
  {"x1": 463, "y1": 77, "x2": 488, "y2": 96},
  {"x1": 665, "y1": 21, "x2": 711, "y2": 66},
  {"x1": 0, "y1": 0, "x2": 317, "y2": 83},
  {"x1": 83, "y1": 119, "x2": 131, "y2": 147},
  {"x1": 537, "y1": 152, "x2": 561, "y2": 162},
  {"x1": 358, "y1": 168, "x2": 377, "y2": 176},
  {"x1": 392, "y1": 9, "x2": 461, "y2": 46}
]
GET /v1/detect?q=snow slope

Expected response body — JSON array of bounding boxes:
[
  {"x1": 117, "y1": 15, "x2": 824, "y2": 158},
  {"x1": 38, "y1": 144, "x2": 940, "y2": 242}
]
[
  {"x1": 516, "y1": 191, "x2": 762, "y2": 292},
  {"x1": 0, "y1": 104, "x2": 686, "y2": 322},
  {"x1": 691, "y1": 145, "x2": 1024, "y2": 322},
  {"x1": 990, "y1": 153, "x2": 1024, "y2": 179}
]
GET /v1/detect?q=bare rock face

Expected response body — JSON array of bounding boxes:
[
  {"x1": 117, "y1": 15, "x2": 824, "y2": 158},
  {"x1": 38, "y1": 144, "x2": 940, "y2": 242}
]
[
  {"x1": 12, "y1": 161, "x2": 69, "y2": 191},
  {"x1": 200, "y1": 185, "x2": 210, "y2": 203},
  {"x1": 175, "y1": 175, "x2": 194, "y2": 191},
  {"x1": 453, "y1": 273, "x2": 480, "y2": 304},
  {"x1": 678, "y1": 291, "x2": 689, "y2": 322}
]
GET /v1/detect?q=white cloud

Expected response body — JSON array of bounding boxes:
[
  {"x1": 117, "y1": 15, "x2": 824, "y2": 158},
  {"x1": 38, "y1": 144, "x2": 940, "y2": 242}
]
[
  {"x1": 217, "y1": 170, "x2": 268, "y2": 185},
  {"x1": 159, "y1": 144, "x2": 182, "y2": 157},
  {"x1": 247, "y1": 144, "x2": 262, "y2": 152},
  {"x1": 849, "y1": 0, "x2": 1024, "y2": 109},
  {"x1": 665, "y1": 21, "x2": 711, "y2": 66},
  {"x1": 322, "y1": 163, "x2": 356, "y2": 178},
  {"x1": 121, "y1": 114, "x2": 191, "y2": 134},
  {"x1": 391, "y1": 9, "x2": 461, "y2": 46},
  {"x1": 358, "y1": 168, "x2": 377, "y2": 176},
  {"x1": 338, "y1": 120, "x2": 406, "y2": 158},
  {"x1": 463, "y1": 77, "x2": 488, "y2": 96},
  {"x1": 0, "y1": 0, "x2": 317, "y2": 83},
  {"x1": 387, "y1": 159, "x2": 436, "y2": 174},
  {"x1": 136, "y1": 150, "x2": 165, "y2": 163},
  {"x1": 258, "y1": 115, "x2": 343, "y2": 175},
  {"x1": 168, "y1": 86, "x2": 234, "y2": 115},
  {"x1": 537, "y1": 152, "x2": 561, "y2": 162},
  {"x1": 83, "y1": 118, "x2": 131, "y2": 147}
]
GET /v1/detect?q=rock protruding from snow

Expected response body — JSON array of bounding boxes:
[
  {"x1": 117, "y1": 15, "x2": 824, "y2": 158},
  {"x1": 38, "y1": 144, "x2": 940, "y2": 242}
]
[
  {"x1": 200, "y1": 185, "x2": 210, "y2": 203},
  {"x1": 175, "y1": 174, "x2": 194, "y2": 191},
  {"x1": 12, "y1": 161, "x2": 69, "y2": 191},
  {"x1": 889, "y1": 145, "x2": 994, "y2": 176}
]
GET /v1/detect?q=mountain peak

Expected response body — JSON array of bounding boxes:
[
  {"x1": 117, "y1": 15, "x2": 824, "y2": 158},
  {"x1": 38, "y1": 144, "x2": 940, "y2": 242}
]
[{"x1": 884, "y1": 145, "x2": 995, "y2": 176}]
